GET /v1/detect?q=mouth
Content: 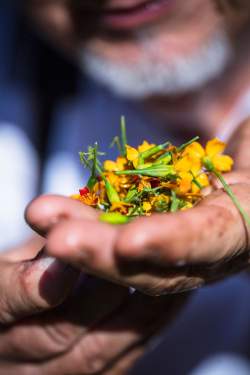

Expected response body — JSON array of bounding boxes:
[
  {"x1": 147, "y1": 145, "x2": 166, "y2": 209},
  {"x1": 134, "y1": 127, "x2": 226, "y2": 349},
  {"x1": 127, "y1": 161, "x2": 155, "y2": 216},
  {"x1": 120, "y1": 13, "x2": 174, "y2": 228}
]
[{"x1": 77, "y1": 0, "x2": 173, "y2": 31}]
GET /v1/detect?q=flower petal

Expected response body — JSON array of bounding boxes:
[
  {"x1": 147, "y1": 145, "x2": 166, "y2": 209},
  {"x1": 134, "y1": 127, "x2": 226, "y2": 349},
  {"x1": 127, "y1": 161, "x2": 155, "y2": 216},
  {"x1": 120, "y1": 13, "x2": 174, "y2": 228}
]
[
  {"x1": 126, "y1": 145, "x2": 139, "y2": 162},
  {"x1": 142, "y1": 201, "x2": 152, "y2": 212},
  {"x1": 192, "y1": 173, "x2": 209, "y2": 194},
  {"x1": 174, "y1": 156, "x2": 193, "y2": 173},
  {"x1": 104, "y1": 160, "x2": 119, "y2": 172},
  {"x1": 183, "y1": 142, "x2": 205, "y2": 159},
  {"x1": 138, "y1": 140, "x2": 155, "y2": 153},
  {"x1": 177, "y1": 172, "x2": 193, "y2": 193},
  {"x1": 205, "y1": 138, "x2": 226, "y2": 157},
  {"x1": 212, "y1": 155, "x2": 234, "y2": 172}
]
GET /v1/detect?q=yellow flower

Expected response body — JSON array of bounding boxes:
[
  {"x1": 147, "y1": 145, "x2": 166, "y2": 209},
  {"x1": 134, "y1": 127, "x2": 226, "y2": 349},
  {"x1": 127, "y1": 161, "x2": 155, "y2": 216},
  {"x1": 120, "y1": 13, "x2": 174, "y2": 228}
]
[
  {"x1": 192, "y1": 172, "x2": 209, "y2": 194},
  {"x1": 177, "y1": 171, "x2": 193, "y2": 194},
  {"x1": 184, "y1": 139, "x2": 233, "y2": 173},
  {"x1": 71, "y1": 193, "x2": 99, "y2": 206},
  {"x1": 138, "y1": 140, "x2": 155, "y2": 153},
  {"x1": 126, "y1": 141, "x2": 155, "y2": 168},
  {"x1": 178, "y1": 146, "x2": 203, "y2": 173},
  {"x1": 176, "y1": 169, "x2": 209, "y2": 195},
  {"x1": 183, "y1": 142, "x2": 205, "y2": 160},
  {"x1": 174, "y1": 156, "x2": 193, "y2": 173},
  {"x1": 126, "y1": 145, "x2": 139, "y2": 166},
  {"x1": 104, "y1": 156, "x2": 127, "y2": 172},
  {"x1": 205, "y1": 138, "x2": 233, "y2": 172},
  {"x1": 142, "y1": 201, "x2": 152, "y2": 213}
]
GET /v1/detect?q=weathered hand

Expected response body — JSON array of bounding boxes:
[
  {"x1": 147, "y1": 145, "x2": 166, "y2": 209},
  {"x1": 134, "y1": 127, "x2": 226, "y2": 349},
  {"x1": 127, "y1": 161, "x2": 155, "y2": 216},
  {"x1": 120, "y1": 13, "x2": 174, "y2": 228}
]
[
  {"x1": 0, "y1": 200, "x2": 187, "y2": 375},
  {"x1": 26, "y1": 119, "x2": 250, "y2": 296}
]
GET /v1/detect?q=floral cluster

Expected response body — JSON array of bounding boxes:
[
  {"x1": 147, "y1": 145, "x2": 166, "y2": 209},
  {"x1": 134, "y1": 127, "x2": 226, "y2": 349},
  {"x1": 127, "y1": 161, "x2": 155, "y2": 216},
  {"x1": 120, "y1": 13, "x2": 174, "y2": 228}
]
[{"x1": 71, "y1": 118, "x2": 235, "y2": 224}]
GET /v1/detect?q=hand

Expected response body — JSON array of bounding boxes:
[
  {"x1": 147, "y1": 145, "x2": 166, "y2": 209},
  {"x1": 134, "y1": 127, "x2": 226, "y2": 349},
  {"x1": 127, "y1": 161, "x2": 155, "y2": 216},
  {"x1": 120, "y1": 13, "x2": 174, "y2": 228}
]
[
  {"x1": 26, "y1": 118, "x2": 250, "y2": 296},
  {"x1": 0, "y1": 202, "x2": 187, "y2": 374}
]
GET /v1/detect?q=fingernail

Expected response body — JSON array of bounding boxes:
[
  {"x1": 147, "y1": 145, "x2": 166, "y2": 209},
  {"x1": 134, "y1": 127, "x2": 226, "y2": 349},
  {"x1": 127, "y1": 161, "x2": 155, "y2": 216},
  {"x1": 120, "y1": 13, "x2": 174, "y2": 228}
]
[{"x1": 37, "y1": 257, "x2": 79, "y2": 305}]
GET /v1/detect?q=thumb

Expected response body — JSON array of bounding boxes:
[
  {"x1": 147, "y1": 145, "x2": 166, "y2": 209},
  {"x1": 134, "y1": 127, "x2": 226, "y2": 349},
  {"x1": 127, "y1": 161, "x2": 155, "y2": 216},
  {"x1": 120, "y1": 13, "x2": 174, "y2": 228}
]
[
  {"x1": 228, "y1": 117, "x2": 250, "y2": 170},
  {"x1": 0, "y1": 253, "x2": 79, "y2": 325}
]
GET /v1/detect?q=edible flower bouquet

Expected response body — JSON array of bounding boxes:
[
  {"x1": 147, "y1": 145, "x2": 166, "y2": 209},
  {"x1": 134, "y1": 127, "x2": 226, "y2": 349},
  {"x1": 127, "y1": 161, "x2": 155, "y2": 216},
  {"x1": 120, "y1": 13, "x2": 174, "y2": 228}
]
[{"x1": 72, "y1": 117, "x2": 249, "y2": 225}]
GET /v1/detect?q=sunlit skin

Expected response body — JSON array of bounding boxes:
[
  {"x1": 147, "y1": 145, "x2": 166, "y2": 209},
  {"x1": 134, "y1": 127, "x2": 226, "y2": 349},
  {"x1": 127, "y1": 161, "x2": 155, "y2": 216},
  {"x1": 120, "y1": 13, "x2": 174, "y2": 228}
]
[{"x1": 0, "y1": 1, "x2": 250, "y2": 374}]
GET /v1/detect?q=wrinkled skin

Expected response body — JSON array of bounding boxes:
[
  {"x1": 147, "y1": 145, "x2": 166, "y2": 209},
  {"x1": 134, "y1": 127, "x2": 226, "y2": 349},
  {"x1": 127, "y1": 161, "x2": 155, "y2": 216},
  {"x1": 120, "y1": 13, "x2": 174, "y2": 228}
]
[
  {"x1": 0, "y1": 1, "x2": 250, "y2": 374},
  {"x1": 0, "y1": 208, "x2": 187, "y2": 374},
  {"x1": 0, "y1": 119, "x2": 248, "y2": 374},
  {"x1": 28, "y1": 119, "x2": 250, "y2": 297}
]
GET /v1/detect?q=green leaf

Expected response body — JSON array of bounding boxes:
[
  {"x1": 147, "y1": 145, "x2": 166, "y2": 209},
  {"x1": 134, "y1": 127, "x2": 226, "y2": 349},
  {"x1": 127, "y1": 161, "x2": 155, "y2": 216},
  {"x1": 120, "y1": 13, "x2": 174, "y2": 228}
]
[
  {"x1": 116, "y1": 164, "x2": 176, "y2": 178},
  {"x1": 138, "y1": 141, "x2": 170, "y2": 165}
]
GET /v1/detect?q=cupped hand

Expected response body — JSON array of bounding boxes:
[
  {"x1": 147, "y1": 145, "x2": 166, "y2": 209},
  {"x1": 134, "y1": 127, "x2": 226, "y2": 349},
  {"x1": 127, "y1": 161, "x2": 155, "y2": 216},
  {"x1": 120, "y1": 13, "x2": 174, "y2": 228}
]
[
  {"x1": 0, "y1": 199, "x2": 187, "y2": 375},
  {"x1": 26, "y1": 119, "x2": 250, "y2": 296}
]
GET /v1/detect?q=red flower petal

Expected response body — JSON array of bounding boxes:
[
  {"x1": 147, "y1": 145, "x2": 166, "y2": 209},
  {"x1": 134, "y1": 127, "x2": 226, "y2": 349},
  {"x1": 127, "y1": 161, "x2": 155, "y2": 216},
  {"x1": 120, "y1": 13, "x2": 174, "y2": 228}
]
[{"x1": 79, "y1": 187, "x2": 90, "y2": 196}]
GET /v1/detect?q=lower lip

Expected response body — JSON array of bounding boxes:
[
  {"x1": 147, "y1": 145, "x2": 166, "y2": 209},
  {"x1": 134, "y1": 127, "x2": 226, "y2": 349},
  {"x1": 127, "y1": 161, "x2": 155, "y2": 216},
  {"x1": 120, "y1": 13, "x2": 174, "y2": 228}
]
[{"x1": 93, "y1": 0, "x2": 173, "y2": 31}]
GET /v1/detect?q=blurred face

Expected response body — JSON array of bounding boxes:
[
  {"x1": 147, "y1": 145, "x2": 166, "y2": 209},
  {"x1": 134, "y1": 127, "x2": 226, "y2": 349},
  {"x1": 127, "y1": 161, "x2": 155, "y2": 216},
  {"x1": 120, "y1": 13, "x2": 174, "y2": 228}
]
[{"x1": 27, "y1": 0, "x2": 250, "y2": 98}]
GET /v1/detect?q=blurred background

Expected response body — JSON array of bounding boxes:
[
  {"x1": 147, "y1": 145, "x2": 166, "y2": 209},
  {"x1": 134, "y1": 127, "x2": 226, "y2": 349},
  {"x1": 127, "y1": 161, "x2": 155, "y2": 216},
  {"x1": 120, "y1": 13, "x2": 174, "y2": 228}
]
[{"x1": 1, "y1": 2, "x2": 250, "y2": 375}]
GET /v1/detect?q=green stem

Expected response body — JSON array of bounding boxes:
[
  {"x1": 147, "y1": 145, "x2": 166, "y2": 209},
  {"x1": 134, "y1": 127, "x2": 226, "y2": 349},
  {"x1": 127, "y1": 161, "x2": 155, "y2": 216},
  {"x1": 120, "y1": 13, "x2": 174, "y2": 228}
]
[
  {"x1": 96, "y1": 165, "x2": 120, "y2": 203},
  {"x1": 116, "y1": 164, "x2": 175, "y2": 178},
  {"x1": 121, "y1": 116, "x2": 127, "y2": 157},
  {"x1": 170, "y1": 191, "x2": 180, "y2": 212},
  {"x1": 178, "y1": 136, "x2": 200, "y2": 152},
  {"x1": 138, "y1": 142, "x2": 170, "y2": 165},
  {"x1": 110, "y1": 136, "x2": 123, "y2": 155},
  {"x1": 214, "y1": 170, "x2": 250, "y2": 227}
]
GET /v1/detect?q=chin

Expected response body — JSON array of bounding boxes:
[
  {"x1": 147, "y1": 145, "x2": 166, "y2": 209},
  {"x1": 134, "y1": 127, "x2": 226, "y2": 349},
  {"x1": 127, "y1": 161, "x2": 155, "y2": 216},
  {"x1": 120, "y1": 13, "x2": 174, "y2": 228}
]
[{"x1": 80, "y1": 26, "x2": 233, "y2": 99}]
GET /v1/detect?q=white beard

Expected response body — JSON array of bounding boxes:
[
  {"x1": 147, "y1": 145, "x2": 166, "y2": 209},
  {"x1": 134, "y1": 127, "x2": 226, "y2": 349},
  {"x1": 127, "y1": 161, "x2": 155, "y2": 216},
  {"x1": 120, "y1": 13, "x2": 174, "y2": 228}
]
[{"x1": 80, "y1": 29, "x2": 233, "y2": 99}]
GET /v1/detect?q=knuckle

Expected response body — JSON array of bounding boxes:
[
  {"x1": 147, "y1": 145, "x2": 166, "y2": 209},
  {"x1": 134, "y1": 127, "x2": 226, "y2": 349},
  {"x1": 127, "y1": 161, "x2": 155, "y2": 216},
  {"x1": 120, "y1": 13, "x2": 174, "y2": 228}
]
[
  {"x1": 46, "y1": 222, "x2": 79, "y2": 258},
  {"x1": 116, "y1": 227, "x2": 147, "y2": 259}
]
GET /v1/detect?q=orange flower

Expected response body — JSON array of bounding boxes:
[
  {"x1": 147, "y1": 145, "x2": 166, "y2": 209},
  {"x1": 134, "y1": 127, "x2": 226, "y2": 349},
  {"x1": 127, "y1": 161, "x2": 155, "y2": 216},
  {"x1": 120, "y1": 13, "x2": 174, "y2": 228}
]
[
  {"x1": 71, "y1": 193, "x2": 99, "y2": 206},
  {"x1": 109, "y1": 202, "x2": 133, "y2": 215}
]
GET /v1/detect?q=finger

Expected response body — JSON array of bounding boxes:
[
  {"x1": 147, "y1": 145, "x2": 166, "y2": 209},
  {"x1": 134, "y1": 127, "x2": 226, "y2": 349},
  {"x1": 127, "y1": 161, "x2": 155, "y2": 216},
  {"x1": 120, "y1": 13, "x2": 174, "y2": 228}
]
[
  {"x1": 0, "y1": 278, "x2": 129, "y2": 362},
  {"x1": 211, "y1": 170, "x2": 250, "y2": 189},
  {"x1": 45, "y1": 218, "x2": 204, "y2": 295},
  {"x1": 116, "y1": 184, "x2": 250, "y2": 265},
  {"x1": 228, "y1": 117, "x2": 250, "y2": 170},
  {"x1": 45, "y1": 185, "x2": 249, "y2": 294},
  {"x1": 0, "y1": 255, "x2": 79, "y2": 325},
  {"x1": 25, "y1": 194, "x2": 98, "y2": 236},
  {"x1": 40, "y1": 292, "x2": 189, "y2": 375}
]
